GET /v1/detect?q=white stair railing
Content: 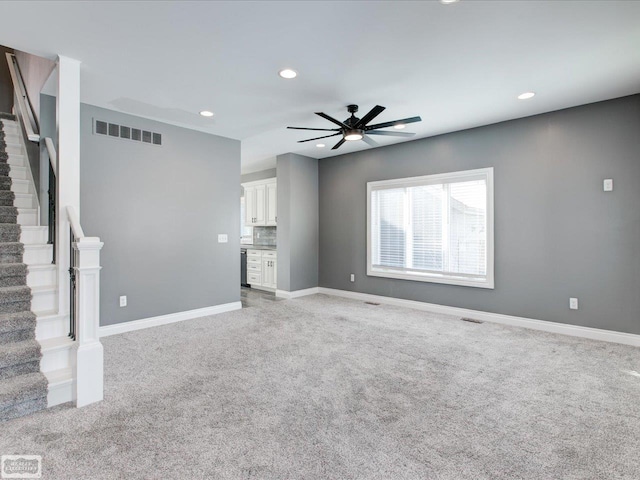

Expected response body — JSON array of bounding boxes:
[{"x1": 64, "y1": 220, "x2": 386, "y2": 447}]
[{"x1": 67, "y1": 206, "x2": 104, "y2": 407}]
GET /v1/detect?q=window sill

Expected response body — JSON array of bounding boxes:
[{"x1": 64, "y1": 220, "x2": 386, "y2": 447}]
[{"x1": 367, "y1": 267, "x2": 494, "y2": 289}]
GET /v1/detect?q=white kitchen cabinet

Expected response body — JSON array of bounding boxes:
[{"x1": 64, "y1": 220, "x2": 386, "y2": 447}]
[
  {"x1": 242, "y1": 178, "x2": 276, "y2": 226},
  {"x1": 262, "y1": 254, "x2": 277, "y2": 289},
  {"x1": 247, "y1": 249, "x2": 277, "y2": 291}
]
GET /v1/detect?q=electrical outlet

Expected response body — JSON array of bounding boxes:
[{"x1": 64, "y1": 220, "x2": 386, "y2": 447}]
[
  {"x1": 569, "y1": 297, "x2": 578, "y2": 310},
  {"x1": 603, "y1": 179, "x2": 613, "y2": 192},
  {"x1": 218, "y1": 234, "x2": 228, "y2": 243},
  {"x1": 350, "y1": 274, "x2": 355, "y2": 282},
  {"x1": 119, "y1": 296, "x2": 127, "y2": 307}
]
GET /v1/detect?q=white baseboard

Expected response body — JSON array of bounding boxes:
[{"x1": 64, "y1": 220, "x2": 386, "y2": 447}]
[
  {"x1": 276, "y1": 287, "x2": 319, "y2": 299},
  {"x1": 317, "y1": 287, "x2": 640, "y2": 347},
  {"x1": 45, "y1": 368, "x2": 74, "y2": 407},
  {"x1": 99, "y1": 301, "x2": 242, "y2": 337}
]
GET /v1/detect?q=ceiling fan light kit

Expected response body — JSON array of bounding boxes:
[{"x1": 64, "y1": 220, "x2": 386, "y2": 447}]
[
  {"x1": 344, "y1": 129, "x2": 364, "y2": 141},
  {"x1": 287, "y1": 104, "x2": 422, "y2": 150}
]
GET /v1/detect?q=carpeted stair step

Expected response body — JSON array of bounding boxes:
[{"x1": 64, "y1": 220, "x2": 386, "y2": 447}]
[
  {"x1": 0, "y1": 176, "x2": 12, "y2": 191},
  {"x1": 0, "y1": 371, "x2": 48, "y2": 422},
  {"x1": 0, "y1": 285, "x2": 31, "y2": 314},
  {"x1": 0, "y1": 243, "x2": 24, "y2": 263},
  {"x1": 0, "y1": 311, "x2": 36, "y2": 345},
  {"x1": 0, "y1": 263, "x2": 27, "y2": 288},
  {"x1": 0, "y1": 206, "x2": 17, "y2": 224},
  {"x1": 0, "y1": 339, "x2": 41, "y2": 381},
  {"x1": 0, "y1": 224, "x2": 20, "y2": 243},
  {"x1": 0, "y1": 191, "x2": 15, "y2": 207},
  {"x1": 0, "y1": 118, "x2": 48, "y2": 421}
]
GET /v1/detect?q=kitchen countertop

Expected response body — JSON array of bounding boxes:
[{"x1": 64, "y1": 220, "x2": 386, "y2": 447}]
[{"x1": 241, "y1": 245, "x2": 277, "y2": 251}]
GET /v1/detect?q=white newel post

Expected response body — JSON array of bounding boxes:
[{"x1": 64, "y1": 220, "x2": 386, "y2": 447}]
[
  {"x1": 56, "y1": 55, "x2": 81, "y2": 322},
  {"x1": 56, "y1": 57, "x2": 105, "y2": 407},
  {"x1": 73, "y1": 236, "x2": 104, "y2": 407}
]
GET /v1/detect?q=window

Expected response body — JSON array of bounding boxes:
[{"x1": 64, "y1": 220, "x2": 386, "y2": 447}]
[
  {"x1": 367, "y1": 168, "x2": 494, "y2": 288},
  {"x1": 240, "y1": 196, "x2": 253, "y2": 244}
]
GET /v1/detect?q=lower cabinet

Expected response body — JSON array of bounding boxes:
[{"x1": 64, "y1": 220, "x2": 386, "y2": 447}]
[
  {"x1": 261, "y1": 252, "x2": 277, "y2": 289},
  {"x1": 247, "y1": 249, "x2": 277, "y2": 291}
]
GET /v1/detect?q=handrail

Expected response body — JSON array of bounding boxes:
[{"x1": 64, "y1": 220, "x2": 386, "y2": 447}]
[
  {"x1": 12, "y1": 56, "x2": 40, "y2": 133},
  {"x1": 45, "y1": 137, "x2": 57, "y2": 177},
  {"x1": 66, "y1": 205, "x2": 85, "y2": 239},
  {"x1": 5, "y1": 52, "x2": 39, "y2": 142}
]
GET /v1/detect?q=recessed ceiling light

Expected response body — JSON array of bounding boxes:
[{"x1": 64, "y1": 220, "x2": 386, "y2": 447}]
[
  {"x1": 394, "y1": 124, "x2": 406, "y2": 130},
  {"x1": 278, "y1": 69, "x2": 297, "y2": 79},
  {"x1": 316, "y1": 143, "x2": 325, "y2": 148},
  {"x1": 199, "y1": 110, "x2": 214, "y2": 117},
  {"x1": 440, "y1": 0, "x2": 459, "y2": 4},
  {"x1": 517, "y1": 92, "x2": 536, "y2": 100}
]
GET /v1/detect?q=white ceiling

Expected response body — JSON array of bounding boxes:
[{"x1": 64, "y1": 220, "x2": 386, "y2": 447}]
[{"x1": 1, "y1": 1, "x2": 639, "y2": 173}]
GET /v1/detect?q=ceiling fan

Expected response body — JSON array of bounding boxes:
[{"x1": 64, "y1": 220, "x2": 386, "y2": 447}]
[{"x1": 287, "y1": 104, "x2": 422, "y2": 150}]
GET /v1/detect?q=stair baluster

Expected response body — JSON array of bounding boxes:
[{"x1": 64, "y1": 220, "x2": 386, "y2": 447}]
[
  {"x1": 47, "y1": 160, "x2": 56, "y2": 264},
  {"x1": 69, "y1": 227, "x2": 76, "y2": 340}
]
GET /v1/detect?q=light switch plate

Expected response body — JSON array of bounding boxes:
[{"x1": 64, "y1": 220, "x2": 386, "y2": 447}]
[
  {"x1": 603, "y1": 179, "x2": 613, "y2": 192},
  {"x1": 218, "y1": 234, "x2": 228, "y2": 243}
]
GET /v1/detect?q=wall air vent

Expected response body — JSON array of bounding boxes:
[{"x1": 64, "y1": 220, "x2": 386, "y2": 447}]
[
  {"x1": 95, "y1": 120, "x2": 108, "y2": 135},
  {"x1": 93, "y1": 119, "x2": 162, "y2": 146}
]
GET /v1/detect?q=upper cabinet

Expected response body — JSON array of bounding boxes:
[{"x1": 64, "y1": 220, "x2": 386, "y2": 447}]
[{"x1": 243, "y1": 178, "x2": 277, "y2": 226}]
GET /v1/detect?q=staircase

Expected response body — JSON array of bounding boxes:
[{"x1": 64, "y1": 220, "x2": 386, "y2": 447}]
[{"x1": 0, "y1": 114, "x2": 73, "y2": 421}]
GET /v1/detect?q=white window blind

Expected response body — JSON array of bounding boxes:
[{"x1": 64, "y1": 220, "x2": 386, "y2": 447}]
[{"x1": 368, "y1": 168, "x2": 494, "y2": 288}]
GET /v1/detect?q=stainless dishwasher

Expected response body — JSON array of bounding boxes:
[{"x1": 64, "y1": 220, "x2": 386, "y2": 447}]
[{"x1": 240, "y1": 248, "x2": 250, "y2": 287}]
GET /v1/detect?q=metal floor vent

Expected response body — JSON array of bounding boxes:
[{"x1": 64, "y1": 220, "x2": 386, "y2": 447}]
[
  {"x1": 94, "y1": 119, "x2": 162, "y2": 146},
  {"x1": 461, "y1": 317, "x2": 483, "y2": 324}
]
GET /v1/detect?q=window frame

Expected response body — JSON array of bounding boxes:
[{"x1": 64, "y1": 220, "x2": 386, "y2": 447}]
[{"x1": 366, "y1": 167, "x2": 494, "y2": 289}]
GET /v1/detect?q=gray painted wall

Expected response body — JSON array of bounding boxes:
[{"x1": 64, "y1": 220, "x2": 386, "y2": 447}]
[
  {"x1": 241, "y1": 168, "x2": 276, "y2": 184},
  {"x1": 80, "y1": 104, "x2": 241, "y2": 326},
  {"x1": 0, "y1": 45, "x2": 14, "y2": 113},
  {"x1": 277, "y1": 153, "x2": 318, "y2": 292},
  {"x1": 319, "y1": 95, "x2": 640, "y2": 335},
  {"x1": 38, "y1": 93, "x2": 56, "y2": 225},
  {"x1": 14, "y1": 50, "x2": 55, "y2": 124}
]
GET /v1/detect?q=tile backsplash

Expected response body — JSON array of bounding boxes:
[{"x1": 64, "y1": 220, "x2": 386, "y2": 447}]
[{"x1": 253, "y1": 226, "x2": 277, "y2": 246}]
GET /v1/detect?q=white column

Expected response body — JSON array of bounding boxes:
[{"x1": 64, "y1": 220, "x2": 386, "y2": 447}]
[
  {"x1": 56, "y1": 55, "x2": 81, "y2": 317},
  {"x1": 73, "y1": 236, "x2": 104, "y2": 407}
]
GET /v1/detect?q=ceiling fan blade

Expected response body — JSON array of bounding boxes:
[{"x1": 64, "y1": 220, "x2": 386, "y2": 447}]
[
  {"x1": 362, "y1": 135, "x2": 379, "y2": 147},
  {"x1": 332, "y1": 138, "x2": 346, "y2": 150},
  {"x1": 316, "y1": 112, "x2": 350, "y2": 129},
  {"x1": 297, "y1": 133, "x2": 341, "y2": 143},
  {"x1": 365, "y1": 116, "x2": 422, "y2": 131},
  {"x1": 287, "y1": 126, "x2": 340, "y2": 132},
  {"x1": 355, "y1": 105, "x2": 385, "y2": 128},
  {"x1": 366, "y1": 130, "x2": 416, "y2": 137}
]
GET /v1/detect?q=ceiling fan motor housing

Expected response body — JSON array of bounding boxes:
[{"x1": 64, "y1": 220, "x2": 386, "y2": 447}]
[{"x1": 345, "y1": 104, "x2": 360, "y2": 126}]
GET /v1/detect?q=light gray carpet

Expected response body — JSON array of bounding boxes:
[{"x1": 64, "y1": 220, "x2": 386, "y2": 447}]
[
  {"x1": 0, "y1": 117, "x2": 47, "y2": 421},
  {"x1": 1, "y1": 294, "x2": 639, "y2": 479}
]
